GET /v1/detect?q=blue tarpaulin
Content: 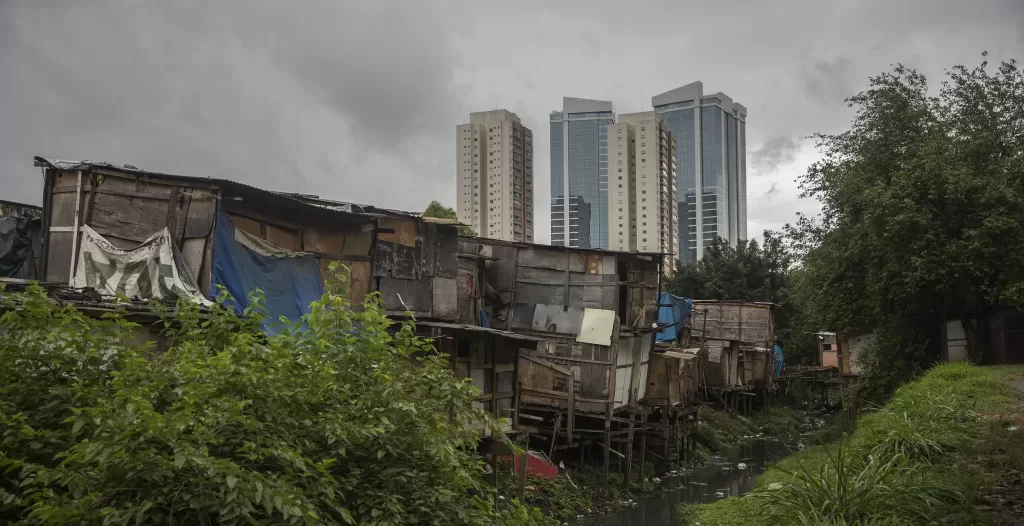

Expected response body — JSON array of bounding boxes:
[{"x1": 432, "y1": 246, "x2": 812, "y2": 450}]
[
  {"x1": 656, "y1": 292, "x2": 692, "y2": 342},
  {"x1": 774, "y1": 344, "x2": 785, "y2": 376},
  {"x1": 211, "y1": 210, "x2": 325, "y2": 334}
]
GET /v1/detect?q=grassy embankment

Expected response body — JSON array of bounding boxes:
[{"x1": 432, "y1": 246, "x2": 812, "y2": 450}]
[{"x1": 680, "y1": 363, "x2": 1024, "y2": 525}]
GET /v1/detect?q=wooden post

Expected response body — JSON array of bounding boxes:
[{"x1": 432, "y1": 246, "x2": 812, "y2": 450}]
[
  {"x1": 549, "y1": 412, "x2": 562, "y2": 460},
  {"x1": 517, "y1": 433, "x2": 530, "y2": 501},
  {"x1": 639, "y1": 411, "x2": 648, "y2": 481},
  {"x1": 624, "y1": 415, "x2": 635, "y2": 489},
  {"x1": 662, "y1": 413, "x2": 670, "y2": 473},
  {"x1": 603, "y1": 412, "x2": 612, "y2": 483},
  {"x1": 567, "y1": 371, "x2": 575, "y2": 446}
]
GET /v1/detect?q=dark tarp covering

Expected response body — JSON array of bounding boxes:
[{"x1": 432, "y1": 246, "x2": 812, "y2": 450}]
[
  {"x1": 0, "y1": 216, "x2": 38, "y2": 279},
  {"x1": 656, "y1": 292, "x2": 692, "y2": 342},
  {"x1": 211, "y1": 210, "x2": 324, "y2": 334}
]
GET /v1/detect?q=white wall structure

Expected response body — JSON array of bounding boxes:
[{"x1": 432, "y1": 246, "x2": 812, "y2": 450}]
[{"x1": 456, "y1": 110, "x2": 534, "y2": 242}]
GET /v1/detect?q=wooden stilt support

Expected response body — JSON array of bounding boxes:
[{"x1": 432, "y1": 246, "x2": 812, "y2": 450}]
[
  {"x1": 603, "y1": 413, "x2": 612, "y2": 483},
  {"x1": 624, "y1": 415, "x2": 635, "y2": 488},
  {"x1": 517, "y1": 433, "x2": 530, "y2": 501},
  {"x1": 639, "y1": 411, "x2": 648, "y2": 481},
  {"x1": 549, "y1": 413, "x2": 562, "y2": 460}
]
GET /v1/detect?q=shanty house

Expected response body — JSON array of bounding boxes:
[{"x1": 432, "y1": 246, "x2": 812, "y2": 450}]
[
  {"x1": 31, "y1": 157, "x2": 462, "y2": 334},
  {"x1": 456, "y1": 237, "x2": 664, "y2": 424},
  {"x1": 690, "y1": 300, "x2": 776, "y2": 388}
]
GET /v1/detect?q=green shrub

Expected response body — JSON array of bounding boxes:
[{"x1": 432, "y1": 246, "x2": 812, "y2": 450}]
[{"x1": 0, "y1": 277, "x2": 534, "y2": 525}]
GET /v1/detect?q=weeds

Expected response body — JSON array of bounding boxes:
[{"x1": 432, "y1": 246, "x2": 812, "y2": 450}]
[
  {"x1": 681, "y1": 363, "x2": 1024, "y2": 525},
  {"x1": 756, "y1": 442, "x2": 965, "y2": 525}
]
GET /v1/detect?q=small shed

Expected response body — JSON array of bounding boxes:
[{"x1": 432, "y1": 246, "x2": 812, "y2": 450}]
[
  {"x1": 644, "y1": 347, "x2": 702, "y2": 408},
  {"x1": 690, "y1": 301, "x2": 776, "y2": 388}
]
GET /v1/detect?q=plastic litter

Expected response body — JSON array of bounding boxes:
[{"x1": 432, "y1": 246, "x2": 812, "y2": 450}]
[{"x1": 737, "y1": 462, "x2": 748, "y2": 470}]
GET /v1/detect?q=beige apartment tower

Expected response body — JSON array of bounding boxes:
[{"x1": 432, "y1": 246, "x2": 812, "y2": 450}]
[
  {"x1": 456, "y1": 110, "x2": 534, "y2": 242},
  {"x1": 608, "y1": 112, "x2": 678, "y2": 270}
]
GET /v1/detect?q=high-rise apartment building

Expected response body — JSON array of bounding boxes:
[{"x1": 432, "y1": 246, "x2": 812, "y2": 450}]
[
  {"x1": 653, "y1": 81, "x2": 747, "y2": 263},
  {"x1": 550, "y1": 97, "x2": 614, "y2": 248},
  {"x1": 607, "y1": 112, "x2": 678, "y2": 268},
  {"x1": 456, "y1": 110, "x2": 534, "y2": 242}
]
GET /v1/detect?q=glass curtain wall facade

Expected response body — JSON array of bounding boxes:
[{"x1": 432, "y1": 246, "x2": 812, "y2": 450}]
[
  {"x1": 550, "y1": 98, "x2": 614, "y2": 248},
  {"x1": 653, "y1": 82, "x2": 746, "y2": 264}
]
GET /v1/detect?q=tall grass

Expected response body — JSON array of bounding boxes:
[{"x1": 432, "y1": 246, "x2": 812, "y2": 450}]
[
  {"x1": 680, "y1": 363, "x2": 1024, "y2": 525},
  {"x1": 755, "y1": 441, "x2": 965, "y2": 525}
]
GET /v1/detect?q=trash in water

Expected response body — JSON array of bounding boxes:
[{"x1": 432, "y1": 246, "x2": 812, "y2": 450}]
[
  {"x1": 737, "y1": 462, "x2": 748, "y2": 470},
  {"x1": 652, "y1": 477, "x2": 662, "y2": 484},
  {"x1": 1009, "y1": 425, "x2": 1019, "y2": 431}
]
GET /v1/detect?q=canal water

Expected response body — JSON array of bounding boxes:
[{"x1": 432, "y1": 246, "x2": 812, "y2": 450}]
[{"x1": 576, "y1": 438, "x2": 799, "y2": 526}]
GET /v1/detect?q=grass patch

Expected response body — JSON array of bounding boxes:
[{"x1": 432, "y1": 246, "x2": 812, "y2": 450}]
[
  {"x1": 696, "y1": 406, "x2": 757, "y2": 451},
  {"x1": 751, "y1": 406, "x2": 806, "y2": 436},
  {"x1": 681, "y1": 363, "x2": 1024, "y2": 525}
]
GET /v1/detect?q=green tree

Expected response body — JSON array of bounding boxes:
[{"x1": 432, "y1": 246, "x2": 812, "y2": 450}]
[
  {"x1": 0, "y1": 275, "x2": 538, "y2": 525},
  {"x1": 789, "y1": 54, "x2": 1024, "y2": 397},
  {"x1": 668, "y1": 233, "x2": 816, "y2": 362},
  {"x1": 423, "y1": 200, "x2": 476, "y2": 236}
]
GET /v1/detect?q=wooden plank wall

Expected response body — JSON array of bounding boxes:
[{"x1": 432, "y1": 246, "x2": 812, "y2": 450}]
[
  {"x1": 374, "y1": 219, "x2": 459, "y2": 320},
  {"x1": 43, "y1": 169, "x2": 217, "y2": 285}
]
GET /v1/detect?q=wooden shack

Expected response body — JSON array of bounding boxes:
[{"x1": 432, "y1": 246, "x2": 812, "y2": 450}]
[
  {"x1": 456, "y1": 237, "x2": 662, "y2": 420},
  {"x1": 690, "y1": 301, "x2": 776, "y2": 388},
  {"x1": 32, "y1": 157, "x2": 461, "y2": 324}
]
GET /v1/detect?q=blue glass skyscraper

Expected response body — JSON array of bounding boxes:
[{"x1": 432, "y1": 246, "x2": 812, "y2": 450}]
[
  {"x1": 653, "y1": 82, "x2": 747, "y2": 264},
  {"x1": 550, "y1": 97, "x2": 614, "y2": 249}
]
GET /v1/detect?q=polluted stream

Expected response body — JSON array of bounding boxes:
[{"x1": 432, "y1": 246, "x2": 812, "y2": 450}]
[{"x1": 574, "y1": 438, "x2": 800, "y2": 526}]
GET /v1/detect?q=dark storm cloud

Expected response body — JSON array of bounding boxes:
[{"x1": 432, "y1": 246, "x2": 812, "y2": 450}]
[
  {"x1": 752, "y1": 136, "x2": 801, "y2": 174},
  {"x1": 0, "y1": 0, "x2": 466, "y2": 208},
  {"x1": 801, "y1": 57, "x2": 855, "y2": 105},
  {"x1": 1, "y1": 0, "x2": 1022, "y2": 240}
]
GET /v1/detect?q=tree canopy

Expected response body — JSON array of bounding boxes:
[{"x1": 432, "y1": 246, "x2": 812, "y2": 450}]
[{"x1": 788, "y1": 54, "x2": 1024, "y2": 396}]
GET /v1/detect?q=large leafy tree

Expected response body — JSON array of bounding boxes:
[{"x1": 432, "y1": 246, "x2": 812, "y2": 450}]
[{"x1": 789, "y1": 54, "x2": 1024, "y2": 391}]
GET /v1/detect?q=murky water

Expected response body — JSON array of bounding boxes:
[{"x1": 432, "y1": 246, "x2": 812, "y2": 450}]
[{"x1": 575, "y1": 439, "x2": 798, "y2": 526}]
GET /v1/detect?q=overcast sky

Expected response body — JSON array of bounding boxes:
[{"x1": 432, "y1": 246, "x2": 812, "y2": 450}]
[{"x1": 1, "y1": 1, "x2": 1022, "y2": 243}]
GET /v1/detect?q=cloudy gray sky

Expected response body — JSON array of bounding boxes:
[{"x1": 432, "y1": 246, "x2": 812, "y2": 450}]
[{"x1": 2, "y1": 0, "x2": 1022, "y2": 243}]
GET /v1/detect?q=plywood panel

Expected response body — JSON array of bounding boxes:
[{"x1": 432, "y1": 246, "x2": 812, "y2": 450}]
[
  {"x1": 229, "y1": 214, "x2": 262, "y2": 239},
  {"x1": 319, "y1": 259, "x2": 371, "y2": 308},
  {"x1": 265, "y1": 224, "x2": 300, "y2": 251},
  {"x1": 432, "y1": 277, "x2": 458, "y2": 320},
  {"x1": 304, "y1": 227, "x2": 346, "y2": 254},
  {"x1": 90, "y1": 193, "x2": 169, "y2": 242},
  {"x1": 516, "y1": 266, "x2": 566, "y2": 285},
  {"x1": 49, "y1": 192, "x2": 80, "y2": 227},
  {"x1": 378, "y1": 217, "x2": 417, "y2": 247},
  {"x1": 182, "y1": 192, "x2": 217, "y2": 239},
  {"x1": 372, "y1": 241, "x2": 419, "y2": 279},
  {"x1": 434, "y1": 226, "x2": 459, "y2": 278},
  {"x1": 45, "y1": 232, "x2": 72, "y2": 283},
  {"x1": 342, "y1": 231, "x2": 373, "y2": 257},
  {"x1": 180, "y1": 237, "x2": 207, "y2": 281}
]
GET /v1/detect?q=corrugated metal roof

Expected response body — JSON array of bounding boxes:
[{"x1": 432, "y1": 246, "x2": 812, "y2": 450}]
[{"x1": 33, "y1": 156, "x2": 375, "y2": 224}]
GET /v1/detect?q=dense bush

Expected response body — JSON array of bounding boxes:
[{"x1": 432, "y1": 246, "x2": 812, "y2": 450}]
[{"x1": 0, "y1": 275, "x2": 536, "y2": 525}]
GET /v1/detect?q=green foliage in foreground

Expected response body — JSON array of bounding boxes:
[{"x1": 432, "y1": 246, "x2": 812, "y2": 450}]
[
  {"x1": 0, "y1": 279, "x2": 537, "y2": 525},
  {"x1": 680, "y1": 363, "x2": 1024, "y2": 525}
]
